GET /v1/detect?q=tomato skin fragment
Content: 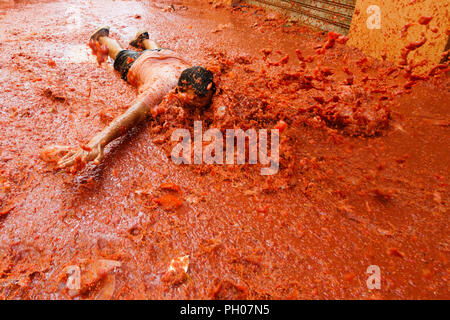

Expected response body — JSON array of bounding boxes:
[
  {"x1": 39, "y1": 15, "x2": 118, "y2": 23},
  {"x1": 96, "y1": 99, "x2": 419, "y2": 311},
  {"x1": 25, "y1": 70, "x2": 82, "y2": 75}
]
[
  {"x1": 267, "y1": 54, "x2": 289, "y2": 66},
  {"x1": 80, "y1": 144, "x2": 92, "y2": 152},
  {"x1": 387, "y1": 247, "x2": 405, "y2": 258},
  {"x1": 159, "y1": 182, "x2": 183, "y2": 194},
  {"x1": 0, "y1": 204, "x2": 15, "y2": 216},
  {"x1": 274, "y1": 120, "x2": 288, "y2": 133},
  {"x1": 418, "y1": 16, "x2": 433, "y2": 25},
  {"x1": 295, "y1": 49, "x2": 304, "y2": 62},
  {"x1": 337, "y1": 35, "x2": 349, "y2": 44},
  {"x1": 344, "y1": 272, "x2": 356, "y2": 281},
  {"x1": 405, "y1": 37, "x2": 427, "y2": 51},
  {"x1": 155, "y1": 194, "x2": 183, "y2": 209}
]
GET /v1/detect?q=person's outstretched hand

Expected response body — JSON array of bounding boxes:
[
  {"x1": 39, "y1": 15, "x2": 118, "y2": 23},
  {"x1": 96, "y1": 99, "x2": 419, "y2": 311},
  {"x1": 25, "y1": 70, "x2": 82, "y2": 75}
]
[
  {"x1": 41, "y1": 142, "x2": 104, "y2": 173},
  {"x1": 41, "y1": 99, "x2": 151, "y2": 173},
  {"x1": 58, "y1": 143, "x2": 104, "y2": 171}
]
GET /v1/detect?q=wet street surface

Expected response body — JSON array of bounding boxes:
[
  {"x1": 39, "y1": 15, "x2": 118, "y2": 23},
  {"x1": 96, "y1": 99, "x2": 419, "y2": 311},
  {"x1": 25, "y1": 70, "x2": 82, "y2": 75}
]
[{"x1": 0, "y1": 0, "x2": 448, "y2": 299}]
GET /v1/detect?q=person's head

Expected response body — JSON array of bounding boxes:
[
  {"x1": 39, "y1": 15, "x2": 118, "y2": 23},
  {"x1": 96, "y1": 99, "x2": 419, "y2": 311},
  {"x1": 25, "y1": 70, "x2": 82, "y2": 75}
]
[{"x1": 177, "y1": 66, "x2": 216, "y2": 109}]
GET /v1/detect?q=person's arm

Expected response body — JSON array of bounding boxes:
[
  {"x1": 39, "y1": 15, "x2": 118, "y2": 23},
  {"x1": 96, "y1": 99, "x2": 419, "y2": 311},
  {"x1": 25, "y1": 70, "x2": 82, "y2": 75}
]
[{"x1": 57, "y1": 99, "x2": 150, "y2": 170}]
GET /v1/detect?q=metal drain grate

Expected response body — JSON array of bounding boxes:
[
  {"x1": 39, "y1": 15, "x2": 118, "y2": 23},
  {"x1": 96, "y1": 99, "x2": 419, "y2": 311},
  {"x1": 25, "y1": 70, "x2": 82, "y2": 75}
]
[{"x1": 246, "y1": 0, "x2": 357, "y2": 34}]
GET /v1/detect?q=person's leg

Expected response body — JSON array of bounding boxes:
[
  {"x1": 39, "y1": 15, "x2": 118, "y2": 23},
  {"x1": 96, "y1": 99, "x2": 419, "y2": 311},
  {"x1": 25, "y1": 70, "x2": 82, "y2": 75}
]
[
  {"x1": 143, "y1": 39, "x2": 160, "y2": 50},
  {"x1": 98, "y1": 36, "x2": 123, "y2": 60},
  {"x1": 90, "y1": 27, "x2": 141, "y2": 81},
  {"x1": 129, "y1": 31, "x2": 160, "y2": 50},
  {"x1": 90, "y1": 26, "x2": 123, "y2": 60}
]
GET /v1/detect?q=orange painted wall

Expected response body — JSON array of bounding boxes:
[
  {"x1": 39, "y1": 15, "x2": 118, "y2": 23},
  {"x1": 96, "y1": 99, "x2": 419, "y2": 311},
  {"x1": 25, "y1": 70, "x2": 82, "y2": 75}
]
[{"x1": 348, "y1": 0, "x2": 449, "y2": 72}]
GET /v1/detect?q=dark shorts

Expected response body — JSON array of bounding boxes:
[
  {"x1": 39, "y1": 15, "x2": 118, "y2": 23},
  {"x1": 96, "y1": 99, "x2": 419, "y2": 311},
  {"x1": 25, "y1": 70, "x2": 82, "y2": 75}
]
[
  {"x1": 113, "y1": 48, "x2": 168, "y2": 81},
  {"x1": 113, "y1": 50, "x2": 141, "y2": 81}
]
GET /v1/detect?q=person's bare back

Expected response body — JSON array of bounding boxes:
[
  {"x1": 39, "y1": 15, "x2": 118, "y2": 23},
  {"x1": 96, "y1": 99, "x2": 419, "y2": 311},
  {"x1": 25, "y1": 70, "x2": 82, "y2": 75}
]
[{"x1": 128, "y1": 49, "x2": 189, "y2": 108}]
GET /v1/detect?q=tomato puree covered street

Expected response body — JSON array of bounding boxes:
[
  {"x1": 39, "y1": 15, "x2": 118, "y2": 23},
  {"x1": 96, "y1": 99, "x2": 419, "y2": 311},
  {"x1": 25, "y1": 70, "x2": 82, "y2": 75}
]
[{"x1": 0, "y1": 0, "x2": 448, "y2": 299}]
